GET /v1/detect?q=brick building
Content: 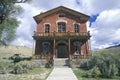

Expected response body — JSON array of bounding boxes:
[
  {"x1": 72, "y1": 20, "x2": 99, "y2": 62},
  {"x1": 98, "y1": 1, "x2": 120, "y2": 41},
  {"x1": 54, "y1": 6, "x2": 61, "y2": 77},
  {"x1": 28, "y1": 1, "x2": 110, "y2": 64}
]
[{"x1": 32, "y1": 6, "x2": 91, "y2": 67}]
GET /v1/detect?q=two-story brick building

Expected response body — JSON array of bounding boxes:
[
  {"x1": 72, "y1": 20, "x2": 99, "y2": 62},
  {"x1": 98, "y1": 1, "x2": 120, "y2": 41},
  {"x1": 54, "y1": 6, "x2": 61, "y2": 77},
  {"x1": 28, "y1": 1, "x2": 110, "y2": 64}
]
[{"x1": 32, "y1": 6, "x2": 91, "y2": 67}]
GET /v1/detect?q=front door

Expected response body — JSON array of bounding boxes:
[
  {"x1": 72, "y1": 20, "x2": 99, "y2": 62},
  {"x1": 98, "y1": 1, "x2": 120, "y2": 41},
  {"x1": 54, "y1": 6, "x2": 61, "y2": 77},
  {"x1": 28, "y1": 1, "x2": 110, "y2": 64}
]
[{"x1": 57, "y1": 43, "x2": 67, "y2": 58}]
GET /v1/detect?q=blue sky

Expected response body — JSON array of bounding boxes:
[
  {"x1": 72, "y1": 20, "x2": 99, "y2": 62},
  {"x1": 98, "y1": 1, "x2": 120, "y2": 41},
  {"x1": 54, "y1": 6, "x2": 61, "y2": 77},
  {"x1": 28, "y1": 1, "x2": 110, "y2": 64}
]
[{"x1": 11, "y1": 0, "x2": 120, "y2": 50}]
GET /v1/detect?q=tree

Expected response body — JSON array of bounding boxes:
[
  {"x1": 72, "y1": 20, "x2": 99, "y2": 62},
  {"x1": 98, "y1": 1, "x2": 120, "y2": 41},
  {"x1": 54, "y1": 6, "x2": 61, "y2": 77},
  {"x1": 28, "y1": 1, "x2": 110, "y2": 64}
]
[{"x1": 0, "y1": 0, "x2": 31, "y2": 45}]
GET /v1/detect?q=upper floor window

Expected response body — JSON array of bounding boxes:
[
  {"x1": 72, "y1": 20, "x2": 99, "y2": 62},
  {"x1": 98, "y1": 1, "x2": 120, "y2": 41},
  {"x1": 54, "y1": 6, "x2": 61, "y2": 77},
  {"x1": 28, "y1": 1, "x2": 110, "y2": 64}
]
[
  {"x1": 74, "y1": 24, "x2": 79, "y2": 33},
  {"x1": 45, "y1": 24, "x2": 50, "y2": 33},
  {"x1": 59, "y1": 13, "x2": 65, "y2": 18},
  {"x1": 58, "y1": 22, "x2": 66, "y2": 32},
  {"x1": 43, "y1": 42, "x2": 50, "y2": 55}
]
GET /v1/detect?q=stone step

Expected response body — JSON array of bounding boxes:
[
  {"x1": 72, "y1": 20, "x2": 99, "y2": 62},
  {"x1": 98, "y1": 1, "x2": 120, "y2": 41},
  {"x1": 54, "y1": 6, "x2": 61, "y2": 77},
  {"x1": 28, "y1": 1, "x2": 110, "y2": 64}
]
[{"x1": 54, "y1": 58, "x2": 69, "y2": 67}]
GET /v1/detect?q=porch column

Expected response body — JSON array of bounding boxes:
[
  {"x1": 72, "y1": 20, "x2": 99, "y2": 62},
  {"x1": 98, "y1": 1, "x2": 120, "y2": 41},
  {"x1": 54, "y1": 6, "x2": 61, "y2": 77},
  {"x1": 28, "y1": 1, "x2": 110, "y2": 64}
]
[
  {"x1": 54, "y1": 39, "x2": 56, "y2": 58},
  {"x1": 68, "y1": 38, "x2": 72, "y2": 67},
  {"x1": 68, "y1": 38, "x2": 70, "y2": 56}
]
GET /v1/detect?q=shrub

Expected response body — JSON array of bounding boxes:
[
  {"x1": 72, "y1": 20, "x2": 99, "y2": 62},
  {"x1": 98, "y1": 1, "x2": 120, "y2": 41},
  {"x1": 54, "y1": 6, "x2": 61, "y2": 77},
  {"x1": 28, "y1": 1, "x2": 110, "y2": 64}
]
[
  {"x1": 12, "y1": 64, "x2": 24, "y2": 74},
  {"x1": 10, "y1": 54, "x2": 32, "y2": 64},
  {"x1": 0, "y1": 59, "x2": 13, "y2": 74},
  {"x1": 98, "y1": 60, "x2": 118, "y2": 78},
  {"x1": 12, "y1": 61, "x2": 38, "y2": 74},
  {"x1": 85, "y1": 52, "x2": 119, "y2": 78},
  {"x1": 85, "y1": 66, "x2": 101, "y2": 78}
]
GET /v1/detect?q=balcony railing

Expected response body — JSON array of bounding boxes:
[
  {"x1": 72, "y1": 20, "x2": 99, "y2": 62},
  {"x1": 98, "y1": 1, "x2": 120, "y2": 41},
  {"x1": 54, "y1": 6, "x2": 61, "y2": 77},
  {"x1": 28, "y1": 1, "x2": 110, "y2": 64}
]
[{"x1": 34, "y1": 31, "x2": 90, "y2": 37}]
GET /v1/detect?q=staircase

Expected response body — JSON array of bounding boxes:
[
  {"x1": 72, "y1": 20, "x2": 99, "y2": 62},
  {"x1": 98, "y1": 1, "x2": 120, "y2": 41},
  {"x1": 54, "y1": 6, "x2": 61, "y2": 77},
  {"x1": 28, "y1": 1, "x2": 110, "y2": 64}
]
[{"x1": 54, "y1": 58, "x2": 69, "y2": 67}]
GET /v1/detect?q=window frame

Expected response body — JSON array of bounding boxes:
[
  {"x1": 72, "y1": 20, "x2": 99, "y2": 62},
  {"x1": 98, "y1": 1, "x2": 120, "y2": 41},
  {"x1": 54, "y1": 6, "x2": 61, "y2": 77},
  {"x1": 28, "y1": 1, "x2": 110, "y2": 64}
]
[
  {"x1": 74, "y1": 23, "x2": 79, "y2": 33},
  {"x1": 43, "y1": 42, "x2": 50, "y2": 55},
  {"x1": 58, "y1": 22, "x2": 66, "y2": 32},
  {"x1": 59, "y1": 13, "x2": 65, "y2": 18},
  {"x1": 74, "y1": 42, "x2": 81, "y2": 54},
  {"x1": 44, "y1": 24, "x2": 50, "y2": 33}
]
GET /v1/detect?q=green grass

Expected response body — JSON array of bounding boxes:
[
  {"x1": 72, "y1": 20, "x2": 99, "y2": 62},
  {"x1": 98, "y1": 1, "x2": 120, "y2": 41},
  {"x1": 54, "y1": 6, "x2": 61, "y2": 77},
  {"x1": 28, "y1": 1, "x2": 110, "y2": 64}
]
[{"x1": 73, "y1": 67, "x2": 120, "y2": 80}]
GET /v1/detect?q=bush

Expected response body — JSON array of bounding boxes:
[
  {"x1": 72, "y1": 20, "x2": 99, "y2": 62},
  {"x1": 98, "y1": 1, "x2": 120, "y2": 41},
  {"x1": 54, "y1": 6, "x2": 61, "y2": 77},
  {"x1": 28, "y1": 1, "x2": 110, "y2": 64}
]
[
  {"x1": 45, "y1": 58, "x2": 53, "y2": 68},
  {"x1": 0, "y1": 59, "x2": 13, "y2": 74},
  {"x1": 98, "y1": 61, "x2": 118, "y2": 78},
  {"x1": 12, "y1": 64, "x2": 24, "y2": 74},
  {"x1": 12, "y1": 61, "x2": 37, "y2": 74},
  {"x1": 85, "y1": 66, "x2": 101, "y2": 78},
  {"x1": 84, "y1": 52, "x2": 119, "y2": 78},
  {"x1": 10, "y1": 54, "x2": 32, "y2": 64}
]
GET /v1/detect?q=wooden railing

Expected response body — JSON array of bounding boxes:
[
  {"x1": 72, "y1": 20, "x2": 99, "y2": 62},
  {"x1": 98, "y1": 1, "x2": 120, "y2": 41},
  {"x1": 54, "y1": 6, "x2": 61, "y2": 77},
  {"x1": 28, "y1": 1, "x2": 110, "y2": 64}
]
[{"x1": 34, "y1": 31, "x2": 90, "y2": 37}]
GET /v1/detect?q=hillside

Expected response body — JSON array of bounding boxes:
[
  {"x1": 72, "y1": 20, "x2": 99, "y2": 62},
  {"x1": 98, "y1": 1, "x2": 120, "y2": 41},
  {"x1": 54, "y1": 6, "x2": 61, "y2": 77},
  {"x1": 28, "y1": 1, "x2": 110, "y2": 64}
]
[
  {"x1": 0, "y1": 45, "x2": 33, "y2": 58},
  {"x1": 93, "y1": 46, "x2": 120, "y2": 55}
]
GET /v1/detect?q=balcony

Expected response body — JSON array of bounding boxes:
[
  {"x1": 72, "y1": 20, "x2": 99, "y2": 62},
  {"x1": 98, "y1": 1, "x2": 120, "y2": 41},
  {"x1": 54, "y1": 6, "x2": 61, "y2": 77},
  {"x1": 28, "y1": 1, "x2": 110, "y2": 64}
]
[{"x1": 33, "y1": 31, "x2": 90, "y2": 40}]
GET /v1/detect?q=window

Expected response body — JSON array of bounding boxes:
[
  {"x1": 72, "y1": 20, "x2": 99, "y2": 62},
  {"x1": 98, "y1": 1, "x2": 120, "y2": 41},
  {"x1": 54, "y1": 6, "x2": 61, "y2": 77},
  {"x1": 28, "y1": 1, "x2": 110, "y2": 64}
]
[
  {"x1": 59, "y1": 13, "x2": 65, "y2": 18},
  {"x1": 58, "y1": 22, "x2": 66, "y2": 32},
  {"x1": 45, "y1": 24, "x2": 50, "y2": 33},
  {"x1": 74, "y1": 24, "x2": 79, "y2": 33},
  {"x1": 74, "y1": 43, "x2": 81, "y2": 54},
  {"x1": 43, "y1": 43, "x2": 50, "y2": 55}
]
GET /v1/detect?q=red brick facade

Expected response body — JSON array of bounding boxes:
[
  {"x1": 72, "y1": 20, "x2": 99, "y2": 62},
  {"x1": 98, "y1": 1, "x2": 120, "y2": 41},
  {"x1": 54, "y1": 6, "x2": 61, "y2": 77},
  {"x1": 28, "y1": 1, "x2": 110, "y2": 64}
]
[{"x1": 33, "y1": 6, "x2": 90, "y2": 60}]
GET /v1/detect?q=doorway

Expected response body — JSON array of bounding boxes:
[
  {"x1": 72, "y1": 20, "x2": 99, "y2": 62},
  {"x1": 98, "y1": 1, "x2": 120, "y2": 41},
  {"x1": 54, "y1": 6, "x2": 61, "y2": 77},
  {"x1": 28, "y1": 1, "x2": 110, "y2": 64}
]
[{"x1": 57, "y1": 43, "x2": 68, "y2": 58}]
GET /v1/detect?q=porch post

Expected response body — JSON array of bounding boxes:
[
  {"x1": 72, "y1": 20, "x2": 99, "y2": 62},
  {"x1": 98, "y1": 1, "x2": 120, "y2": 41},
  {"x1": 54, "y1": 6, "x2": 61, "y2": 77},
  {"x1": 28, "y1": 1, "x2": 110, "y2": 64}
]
[
  {"x1": 68, "y1": 38, "x2": 72, "y2": 67},
  {"x1": 68, "y1": 38, "x2": 70, "y2": 56},
  {"x1": 54, "y1": 39, "x2": 56, "y2": 58}
]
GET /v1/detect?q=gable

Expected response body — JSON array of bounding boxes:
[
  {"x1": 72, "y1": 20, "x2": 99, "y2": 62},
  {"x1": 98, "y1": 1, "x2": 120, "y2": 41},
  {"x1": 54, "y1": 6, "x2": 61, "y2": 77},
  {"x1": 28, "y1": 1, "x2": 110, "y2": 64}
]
[{"x1": 34, "y1": 6, "x2": 90, "y2": 24}]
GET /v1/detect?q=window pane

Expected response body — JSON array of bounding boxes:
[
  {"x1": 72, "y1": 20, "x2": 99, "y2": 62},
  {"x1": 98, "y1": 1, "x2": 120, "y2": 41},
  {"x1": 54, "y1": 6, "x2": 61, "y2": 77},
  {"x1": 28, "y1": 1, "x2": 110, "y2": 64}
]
[
  {"x1": 74, "y1": 24, "x2": 79, "y2": 33},
  {"x1": 58, "y1": 22, "x2": 66, "y2": 32},
  {"x1": 45, "y1": 24, "x2": 50, "y2": 33},
  {"x1": 43, "y1": 43, "x2": 49, "y2": 55},
  {"x1": 75, "y1": 43, "x2": 80, "y2": 54}
]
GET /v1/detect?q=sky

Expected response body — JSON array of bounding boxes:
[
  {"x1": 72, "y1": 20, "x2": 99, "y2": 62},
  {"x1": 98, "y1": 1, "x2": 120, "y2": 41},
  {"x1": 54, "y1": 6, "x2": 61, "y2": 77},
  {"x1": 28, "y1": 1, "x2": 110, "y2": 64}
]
[{"x1": 11, "y1": 0, "x2": 120, "y2": 50}]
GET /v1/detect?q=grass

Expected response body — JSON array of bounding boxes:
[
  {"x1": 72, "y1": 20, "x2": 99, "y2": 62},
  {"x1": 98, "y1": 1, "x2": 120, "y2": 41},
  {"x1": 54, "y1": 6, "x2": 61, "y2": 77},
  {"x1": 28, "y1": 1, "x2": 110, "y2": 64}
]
[
  {"x1": 0, "y1": 45, "x2": 32, "y2": 59},
  {"x1": 0, "y1": 45, "x2": 53, "y2": 80},
  {"x1": 73, "y1": 67, "x2": 120, "y2": 80},
  {"x1": 0, "y1": 67, "x2": 53, "y2": 80}
]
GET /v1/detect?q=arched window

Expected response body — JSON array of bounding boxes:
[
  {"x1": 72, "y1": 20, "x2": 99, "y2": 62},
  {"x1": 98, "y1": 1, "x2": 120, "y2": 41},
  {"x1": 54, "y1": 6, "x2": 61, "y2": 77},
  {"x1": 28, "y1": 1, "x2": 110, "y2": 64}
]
[
  {"x1": 45, "y1": 24, "x2": 50, "y2": 33},
  {"x1": 58, "y1": 22, "x2": 66, "y2": 32},
  {"x1": 74, "y1": 24, "x2": 79, "y2": 33},
  {"x1": 43, "y1": 42, "x2": 50, "y2": 55}
]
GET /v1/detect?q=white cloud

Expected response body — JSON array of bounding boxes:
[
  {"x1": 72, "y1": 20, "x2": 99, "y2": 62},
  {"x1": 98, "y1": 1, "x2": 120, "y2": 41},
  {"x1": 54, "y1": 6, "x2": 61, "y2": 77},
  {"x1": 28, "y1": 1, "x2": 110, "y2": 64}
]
[{"x1": 91, "y1": 9, "x2": 120, "y2": 49}]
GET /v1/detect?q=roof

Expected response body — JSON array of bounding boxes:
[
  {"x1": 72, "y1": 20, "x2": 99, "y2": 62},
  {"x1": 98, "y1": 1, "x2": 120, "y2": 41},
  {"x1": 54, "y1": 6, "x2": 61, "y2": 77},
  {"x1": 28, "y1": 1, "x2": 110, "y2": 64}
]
[{"x1": 33, "y1": 6, "x2": 90, "y2": 24}]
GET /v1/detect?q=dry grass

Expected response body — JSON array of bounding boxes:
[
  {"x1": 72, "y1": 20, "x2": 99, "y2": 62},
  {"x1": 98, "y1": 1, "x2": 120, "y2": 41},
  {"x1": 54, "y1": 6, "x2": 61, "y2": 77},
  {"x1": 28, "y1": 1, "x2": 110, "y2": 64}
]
[
  {"x1": 0, "y1": 67, "x2": 53, "y2": 80},
  {"x1": 0, "y1": 45, "x2": 33, "y2": 58}
]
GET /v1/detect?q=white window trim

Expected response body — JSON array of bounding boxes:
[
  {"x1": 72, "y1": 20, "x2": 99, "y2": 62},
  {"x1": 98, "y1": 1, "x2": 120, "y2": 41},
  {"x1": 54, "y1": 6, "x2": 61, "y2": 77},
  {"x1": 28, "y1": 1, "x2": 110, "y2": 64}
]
[
  {"x1": 56, "y1": 21, "x2": 67, "y2": 32},
  {"x1": 56, "y1": 20, "x2": 67, "y2": 24}
]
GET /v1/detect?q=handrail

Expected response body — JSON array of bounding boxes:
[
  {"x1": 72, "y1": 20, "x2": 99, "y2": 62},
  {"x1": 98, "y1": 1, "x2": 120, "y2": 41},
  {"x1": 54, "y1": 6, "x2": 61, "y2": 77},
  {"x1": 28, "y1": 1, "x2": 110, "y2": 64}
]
[{"x1": 34, "y1": 31, "x2": 90, "y2": 37}]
